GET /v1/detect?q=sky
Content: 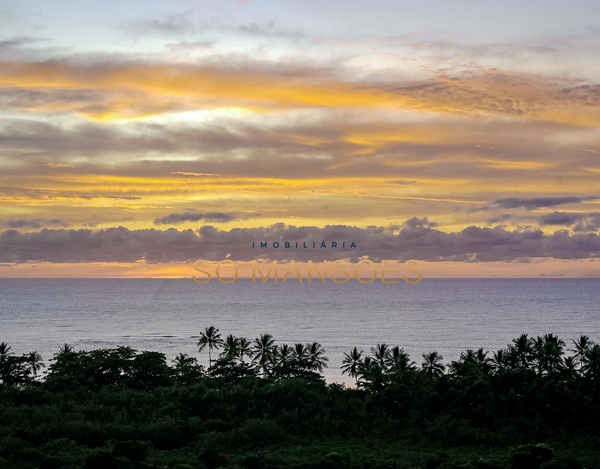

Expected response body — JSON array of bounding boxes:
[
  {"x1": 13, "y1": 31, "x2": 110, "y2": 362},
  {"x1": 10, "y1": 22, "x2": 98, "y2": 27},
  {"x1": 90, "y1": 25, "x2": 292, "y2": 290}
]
[{"x1": 1, "y1": 0, "x2": 600, "y2": 278}]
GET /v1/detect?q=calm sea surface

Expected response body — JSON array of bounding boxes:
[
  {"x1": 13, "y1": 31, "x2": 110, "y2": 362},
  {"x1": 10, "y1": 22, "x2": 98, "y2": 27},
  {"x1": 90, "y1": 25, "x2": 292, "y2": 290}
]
[{"x1": 1, "y1": 279, "x2": 599, "y2": 383}]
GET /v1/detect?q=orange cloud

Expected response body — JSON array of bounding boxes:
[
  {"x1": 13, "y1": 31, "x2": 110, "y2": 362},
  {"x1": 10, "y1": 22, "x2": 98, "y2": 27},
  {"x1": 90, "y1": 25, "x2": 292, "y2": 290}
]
[{"x1": 0, "y1": 59, "x2": 598, "y2": 125}]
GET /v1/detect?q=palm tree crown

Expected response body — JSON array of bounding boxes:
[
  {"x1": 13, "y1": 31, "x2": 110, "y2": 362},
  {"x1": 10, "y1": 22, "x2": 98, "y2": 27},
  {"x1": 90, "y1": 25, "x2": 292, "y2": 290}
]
[
  {"x1": 421, "y1": 351, "x2": 445, "y2": 376},
  {"x1": 237, "y1": 337, "x2": 254, "y2": 363},
  {"x1": 371, "y1": 344, "x2": 390, "y2": 369},
  {"x1": 197, "y1": 326, "x2": 224, "y2": 367},
  {"x1": 571, "y1": 335, "x2": 594, "y2": 370},
  {"x1": 341, "y1": 347, "x2": 363, "y2": 385},
  {"x1": 253, "y1": 334, "x2": 276, "y2": 377},
  {"x1": 0, "y1": 342, "x2": 12, "y2": 363},
  {"x1": 306, "y1": 342, "x2": 328, "y2": 372},
  {"x1": 221, "y1": 335, "x2": 240, "y2": 360},
  {"x1": 27, "y1": 352, "x2": 45, "y2": 377}
]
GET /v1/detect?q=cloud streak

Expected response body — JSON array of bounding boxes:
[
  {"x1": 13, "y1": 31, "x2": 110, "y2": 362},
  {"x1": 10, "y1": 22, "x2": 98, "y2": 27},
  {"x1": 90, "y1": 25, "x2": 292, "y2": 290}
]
[
  {"x1": 154, "y1": 212, "x2": 237, "y2": 224},
  {"x1": 472, "y1": 196, "x2": 599, "y2": 212},
  {"x1": 1, "y1": 218, "x2": 68, "y2": 228}
]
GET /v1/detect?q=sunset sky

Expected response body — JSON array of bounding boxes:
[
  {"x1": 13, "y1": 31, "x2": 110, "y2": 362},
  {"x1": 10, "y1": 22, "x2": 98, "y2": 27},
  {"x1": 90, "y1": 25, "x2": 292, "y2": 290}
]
[{"x1": 1, "y1": 0, "x2": 600, "y2": 278}]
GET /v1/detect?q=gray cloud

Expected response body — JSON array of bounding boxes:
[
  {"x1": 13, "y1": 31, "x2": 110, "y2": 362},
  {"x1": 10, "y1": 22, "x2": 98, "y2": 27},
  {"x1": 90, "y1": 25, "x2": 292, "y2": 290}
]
[
  {"x1": 1, "y1": 218, "x2": 69, "y2": 228},
  {"x1": 485, "y1": 211, "x2": 600, "y2": 232},
  {"x1": 2, "y1": 218, "x2": 600, "y2": 264},
  {"x1": 388, "y1": 179, "x2": 418, "y2": 185},
  {"x1": 0, "y1": 36, "x2": 45, "y2": 52},
  {"x1": 237, "y1": 22, "x2": 305, "y2": 40},
  {"x1": 154, "y1": 212, "x2": 237, "y2": 224},
  {"x1": 128, "y1": 15, "x2": 197, "y2": 36},
  {"x1": 404, "y1": 216, "x2": 437, "y2": 229},
  {"x1": 538, "y1": 211, "x2": 583, "y2": 226},
  {"x1": 472, "y1": 196, "x2": 599, "y2": 212},
  {"x1": 573, "y1": 213, "x2": 600, "y2": 233},
  {"x1": 495, "y1": 197, "x2": 596, "y2": 210},
  {"x1": 124, "y1": 15, "x2": 304, "y2": 41},
  {"x1": 486, "y1": 214, "x2": 514, "y2": 225},
  {"x1": 0, "y1": 87, "x2": 106, "y2": 111}
]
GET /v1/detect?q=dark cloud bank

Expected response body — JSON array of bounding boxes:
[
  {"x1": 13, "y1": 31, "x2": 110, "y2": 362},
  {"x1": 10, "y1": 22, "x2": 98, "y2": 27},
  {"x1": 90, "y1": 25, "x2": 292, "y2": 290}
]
[{"x1": 1, "y1": 217, "x2": 600, "y2": 264}]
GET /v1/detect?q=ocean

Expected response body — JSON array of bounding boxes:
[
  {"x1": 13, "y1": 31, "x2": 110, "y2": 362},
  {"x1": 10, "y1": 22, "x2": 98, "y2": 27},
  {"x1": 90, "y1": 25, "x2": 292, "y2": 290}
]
[{"x1": 1, "y1": 278, "x2": 598, "y2": 383}]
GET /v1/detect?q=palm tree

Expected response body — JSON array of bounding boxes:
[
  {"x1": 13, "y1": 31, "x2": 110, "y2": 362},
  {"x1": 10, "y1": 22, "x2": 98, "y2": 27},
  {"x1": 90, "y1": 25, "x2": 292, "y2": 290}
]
[
  {"x1": 491, "y1": 349, "x2": 509, "y2": 374},
  {"x1": 571, "y1": 335, "x2": 594, "y2": 371},
  {"x1": 475, "y1": 348, "x2": 489, "y2": 362},
  {"x1": 55, "y1": 343, "x2": 74, "y2": 357},
  {"x1": 341, "y1": 347, "x2": 363, "y2": 385},
  {"x1": 450, "y1": 349, "x2": 479, "y2": 378},
  {"x1": 26, "y1": 352, "x2": 45, "y2": 378},
  {"x1": 421, "y1": 351, "x2": 445, "y2": 377},
  {"x1": 371, "y1": 344, "x2": 390, "y2": 369},
  {"x1": 221, "y1": 335, "x2": 240, "y2": 361},
  {"x1": 387, "y1": 346, "x2": 407, "y2": 367},
  {"x1": 582, "y1": 344, "x2": 600, "y2": 379},
  {"x1": 172, "y1": 353, "x2": 196, "y2": 371},
  {"x1": 0, "y1": 342, "x2": 13, "y2": 385},
  {"x1": 171, "y1": 353, "x2": 202, "y2": 384},
  {"x1": 387, "y1": 347, "x2": 416, "y2": 383},
  {"x1": 0, "y1": 342, "x2": 12, "y2": 363},
  {"x1": 276, "y1": 344, "x2": 294, "y2": 366},
  {"x1": 357, "y1": 356, "x2": 375, "y2": 377},
  {"x1": 357, "y1": 356, "x2": 385, "y2": 390},
  {"x1": 293, "y1": 343, "x2": 308, "y2": 362},
  {"x1": 197, "y1": 326, "x2": 224, "y2": 367},
  {"x1": 253, "y1": 334, "x2": 276, "y2": 378},
  {"x1": 452, "y1": 348, "x2": 491, "y2": 377},
  {"x1": 474, "y1": 348, "x2": 493, "y2": 375},
  {"x1": 306, "y1": 342, "x2": 328, "y2": 372},
  {"x1": 455, "y1": 349, "x2": 476, "y2": 364},
  {"x1": 509, "y1": 334, "x2": 534, "y2": 369},
  {"x1": 237, "y1": 337, "x2": 254, "y2": 363},
  {"x1": 533, "y1": 334, "x2": 565, "y2": 374},
  {"x1": 561, "y1": 356, "x2": 578, "y2": 379}
]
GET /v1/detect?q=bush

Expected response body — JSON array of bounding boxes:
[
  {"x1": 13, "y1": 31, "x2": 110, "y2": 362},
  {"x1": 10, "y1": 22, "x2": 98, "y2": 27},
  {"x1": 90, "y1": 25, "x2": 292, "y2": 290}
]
[
  {"x1": 425, "y1": 452, "x2": 451, "y2": 469},
  {"x1": 241, "y1": 455, "x2": 264, "y2": 469},
  {"x1": 39, "y1": 456, "x2": 63, "y2": 469},
  {"x1": 555, "y1": 458, "x2": 583, "y2": 469},
  {"x1": 438, "y1": 463, "x2": 464, "y2": 469},
  {"x1": 471, "y1": 459, "x2": 503, "y2": 469},
  {"x1": 84, "y1": 452, "x2": 132, "y2": 469},
  {"x1": 230, "y1": 419, "x2": 288, "y2": 447},
  {"x1": 54, "y1": 421, "x2": 107, "y2": 447},
  {"x1": 538, "y1": 462, "x2": 571, "y2": 469},
  {"x1": 140, "y1": 418, "x2": 187, "y2": 449},
  {"x1": 198, "y1": 449, "x2": 228, "y2": 469},
  {"x1": 0, "y1": 436, "x2": 32, "y2": 457},
  {"x1": 508, "y1": 444, "x2": 554, "y2": 469},
  {"x1": 109, "y1": 439, "x2": 151, "y2": 461},
  {"x1": 326, "y1": 452, "x2": 351, "y2": 468}
]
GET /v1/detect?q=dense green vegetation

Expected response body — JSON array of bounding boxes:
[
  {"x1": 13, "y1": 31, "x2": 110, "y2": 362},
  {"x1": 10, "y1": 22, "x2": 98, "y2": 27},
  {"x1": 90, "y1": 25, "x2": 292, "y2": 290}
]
[{"x1": 2, "y1": 330, "x2": 600, "y2": 469}]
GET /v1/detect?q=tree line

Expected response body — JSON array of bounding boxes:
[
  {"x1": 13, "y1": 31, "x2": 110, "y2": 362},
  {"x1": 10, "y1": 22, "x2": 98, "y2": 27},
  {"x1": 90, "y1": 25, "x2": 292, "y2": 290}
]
[{"x1": 2, "y1": 330, "x2": 600, "y2": 390}]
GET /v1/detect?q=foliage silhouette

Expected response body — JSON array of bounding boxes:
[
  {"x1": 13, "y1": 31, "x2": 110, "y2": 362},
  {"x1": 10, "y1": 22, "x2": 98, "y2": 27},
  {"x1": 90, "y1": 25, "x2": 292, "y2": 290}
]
[{"x1": 1, "y1": 330, "x2": 600, "y2": 468}]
